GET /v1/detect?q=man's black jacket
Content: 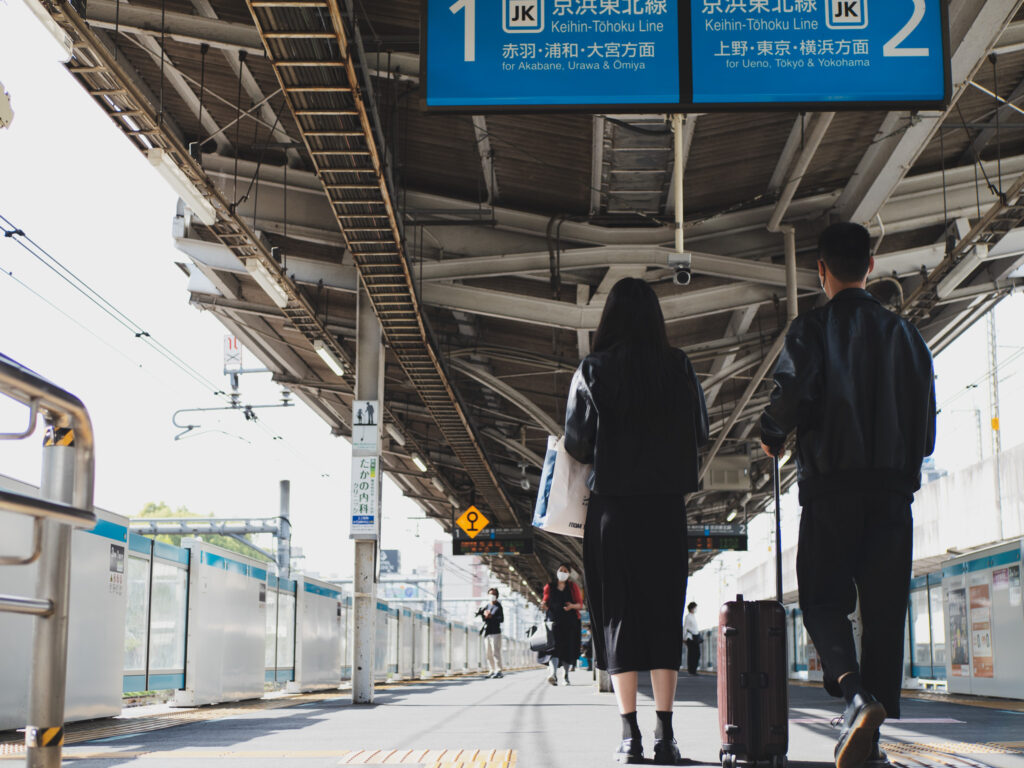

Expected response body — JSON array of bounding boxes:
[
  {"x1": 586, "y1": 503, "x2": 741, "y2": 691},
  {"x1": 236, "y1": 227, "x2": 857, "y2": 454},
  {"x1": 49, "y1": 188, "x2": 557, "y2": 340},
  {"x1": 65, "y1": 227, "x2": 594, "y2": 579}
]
[{"x1": 760, "y1": 288, "x2": 936, "y2": 502}]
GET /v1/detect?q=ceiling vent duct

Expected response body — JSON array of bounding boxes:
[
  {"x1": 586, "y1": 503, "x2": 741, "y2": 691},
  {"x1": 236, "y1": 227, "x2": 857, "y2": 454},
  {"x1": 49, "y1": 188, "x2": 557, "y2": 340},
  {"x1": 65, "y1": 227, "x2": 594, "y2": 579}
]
[{"x1": 703, "y1": 455, "x2": 752, "y2": 492}]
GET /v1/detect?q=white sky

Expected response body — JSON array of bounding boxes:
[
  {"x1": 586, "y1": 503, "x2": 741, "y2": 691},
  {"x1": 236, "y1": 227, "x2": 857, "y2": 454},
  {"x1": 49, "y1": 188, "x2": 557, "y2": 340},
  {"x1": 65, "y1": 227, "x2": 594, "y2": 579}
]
[
  {"x1": 0, "y1": 0, "x2": 444, "y2": 581},
  {"x1": 3, "y1": 0, "x2": 1024, "y2": 614}
]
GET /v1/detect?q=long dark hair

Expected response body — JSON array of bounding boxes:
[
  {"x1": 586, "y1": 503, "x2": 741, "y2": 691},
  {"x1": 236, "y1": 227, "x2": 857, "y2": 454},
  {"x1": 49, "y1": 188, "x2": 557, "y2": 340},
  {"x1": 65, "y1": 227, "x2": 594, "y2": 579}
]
[{"x1": 592, "y1": 277, "x2": 674, "y2": 415}]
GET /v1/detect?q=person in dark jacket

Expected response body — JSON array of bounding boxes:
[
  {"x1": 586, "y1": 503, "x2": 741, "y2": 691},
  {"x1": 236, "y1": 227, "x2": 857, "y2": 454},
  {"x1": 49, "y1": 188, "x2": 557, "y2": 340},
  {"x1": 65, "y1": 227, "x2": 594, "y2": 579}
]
[
  {"x1": 481, "y1": 587, "x2": 504, "y2": 679},
  {"x1": 760, "y1": 222, "x2": 936, "y2": 768},
  {"x1": 540, "y1": 563, "x2": 584, "y2": 686},
  {"x1": 565, "y1": 277, "x2": 709, "y2": 765}
]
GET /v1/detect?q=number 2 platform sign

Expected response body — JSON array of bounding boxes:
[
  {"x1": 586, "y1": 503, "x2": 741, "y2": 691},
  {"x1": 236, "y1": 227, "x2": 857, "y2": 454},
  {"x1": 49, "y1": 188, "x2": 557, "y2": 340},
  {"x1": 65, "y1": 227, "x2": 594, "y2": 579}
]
[{"x1": 423, "y1": 0, "x2": 950, "y2": 111}]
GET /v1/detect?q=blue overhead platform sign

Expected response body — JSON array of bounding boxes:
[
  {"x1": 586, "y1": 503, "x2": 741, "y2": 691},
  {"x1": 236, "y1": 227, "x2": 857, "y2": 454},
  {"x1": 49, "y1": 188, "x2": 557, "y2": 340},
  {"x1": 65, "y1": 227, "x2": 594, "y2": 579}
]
[
  {"x1": 425, "y1": 0, "x2": 681, "y2": 107},
  {"x1": 422, "y1": 0, "x2": 950, "y2": 111}
]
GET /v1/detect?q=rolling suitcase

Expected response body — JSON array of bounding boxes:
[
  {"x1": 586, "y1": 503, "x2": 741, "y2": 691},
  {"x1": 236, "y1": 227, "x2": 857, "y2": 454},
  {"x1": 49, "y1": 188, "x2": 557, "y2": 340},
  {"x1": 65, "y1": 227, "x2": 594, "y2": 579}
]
[{"x1": 717, "y1": 457, "x2": 788, "y2": 768}]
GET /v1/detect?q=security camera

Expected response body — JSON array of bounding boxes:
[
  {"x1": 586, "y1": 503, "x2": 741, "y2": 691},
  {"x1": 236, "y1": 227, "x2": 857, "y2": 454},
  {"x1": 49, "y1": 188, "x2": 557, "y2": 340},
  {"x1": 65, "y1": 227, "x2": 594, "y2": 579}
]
[
  {"x1": 669, "y1": 252, "x2": 692, "y2": 287},
  {"x1": 520, "y1": 477, "x2": 531, "y2": 491}
]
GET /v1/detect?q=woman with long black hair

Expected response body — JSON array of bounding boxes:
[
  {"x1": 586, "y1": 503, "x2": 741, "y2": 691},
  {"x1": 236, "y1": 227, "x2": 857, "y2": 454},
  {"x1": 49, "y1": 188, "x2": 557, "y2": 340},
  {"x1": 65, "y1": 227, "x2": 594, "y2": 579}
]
[{"x1": 565, "y1": 277, "x2": 708, "y2": 765}]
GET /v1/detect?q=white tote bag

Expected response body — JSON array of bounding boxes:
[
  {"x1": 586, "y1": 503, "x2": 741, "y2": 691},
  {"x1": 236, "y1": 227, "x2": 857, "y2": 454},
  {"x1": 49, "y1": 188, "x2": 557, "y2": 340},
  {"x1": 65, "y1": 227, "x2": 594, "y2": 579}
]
[{"x1": 532, "y1": 435, "x2": 590, "y2": 538}]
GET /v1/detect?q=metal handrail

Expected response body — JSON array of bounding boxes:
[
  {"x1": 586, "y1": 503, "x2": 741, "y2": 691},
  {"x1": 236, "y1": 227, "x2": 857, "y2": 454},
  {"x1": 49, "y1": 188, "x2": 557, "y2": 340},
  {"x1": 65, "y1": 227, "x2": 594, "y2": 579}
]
[
  {"x1": 0, "y1": 353, "x2": 96, "y2": 515},
  {"x1": 0, "y1": 489, "x2": 96, "y2": 528},
  {"x1": 0, "y1": 352, "x2": 97, "y2": 766},
  {"x1": 0, "y1": 354, "x2": 97, "y2": 569}
]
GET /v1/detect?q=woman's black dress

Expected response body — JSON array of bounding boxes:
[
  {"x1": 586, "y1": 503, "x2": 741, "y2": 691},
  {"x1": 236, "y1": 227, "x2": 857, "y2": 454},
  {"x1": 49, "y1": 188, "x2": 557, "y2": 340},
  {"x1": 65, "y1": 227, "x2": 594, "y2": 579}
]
[
  {"x1": 546, "y1": 582, "x2": 582, "y2": 664},
  {"x1": 564, "y1": 346, "x2": 709, "y2": 675},
  {"x1": 583, "y1": 493, "x2": 688, "y2": 674}
]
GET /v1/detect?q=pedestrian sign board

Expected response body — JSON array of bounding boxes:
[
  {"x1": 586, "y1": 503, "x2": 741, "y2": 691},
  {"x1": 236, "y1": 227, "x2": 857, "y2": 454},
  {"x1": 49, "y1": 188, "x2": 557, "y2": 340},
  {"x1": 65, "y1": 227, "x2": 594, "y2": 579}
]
[
  {"x1": 423, "y1": 0, "x2": 950, "y2": 111},
  {"x1": 455, "y1": 505, "x2": 490, "y2": 538},
  {"x1": 352, "y1": 399, "x2": 379, "y2": 453}
]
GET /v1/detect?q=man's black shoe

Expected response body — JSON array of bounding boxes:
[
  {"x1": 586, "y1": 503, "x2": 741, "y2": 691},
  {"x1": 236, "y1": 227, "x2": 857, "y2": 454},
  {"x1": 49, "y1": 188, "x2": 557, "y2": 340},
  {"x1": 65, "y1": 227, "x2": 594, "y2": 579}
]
[
  {"x1": 614, "y1": 737, "x2": 644, "y2": 764},
  {"x1": 652, "y1": 737, "x2": 681, "y2": 765},
  {"x1": 833, "y1": 694, "x2": 887, "y2": 768}
]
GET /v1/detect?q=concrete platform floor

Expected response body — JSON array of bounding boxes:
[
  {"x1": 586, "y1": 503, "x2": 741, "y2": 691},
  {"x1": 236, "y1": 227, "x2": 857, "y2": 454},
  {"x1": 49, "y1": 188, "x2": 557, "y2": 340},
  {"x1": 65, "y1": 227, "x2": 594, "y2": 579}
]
[{"x1": 3, "y1": 670, "x2": 1023, "y2": 767}]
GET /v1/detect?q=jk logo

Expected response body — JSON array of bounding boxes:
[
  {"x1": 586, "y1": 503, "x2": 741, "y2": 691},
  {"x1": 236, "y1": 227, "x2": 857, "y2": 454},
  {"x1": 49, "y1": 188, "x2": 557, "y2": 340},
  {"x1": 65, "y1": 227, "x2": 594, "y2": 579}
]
[
  {"x1": 504, "y1": 0, "x2": 544, "y2": 33},
  {"x1": 826, "y1": 0, "x2": 867, "y2": 29}
]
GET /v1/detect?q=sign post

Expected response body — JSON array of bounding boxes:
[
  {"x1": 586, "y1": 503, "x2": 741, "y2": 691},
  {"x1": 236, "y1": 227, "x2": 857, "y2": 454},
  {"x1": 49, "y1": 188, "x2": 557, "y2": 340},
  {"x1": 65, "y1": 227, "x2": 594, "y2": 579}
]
[
  {"x1": 350, "y1": 290, "x2": 383, "y2": 705},
  {"x1": 424, "y1": 0, "x2": 950, "y2": 111}
]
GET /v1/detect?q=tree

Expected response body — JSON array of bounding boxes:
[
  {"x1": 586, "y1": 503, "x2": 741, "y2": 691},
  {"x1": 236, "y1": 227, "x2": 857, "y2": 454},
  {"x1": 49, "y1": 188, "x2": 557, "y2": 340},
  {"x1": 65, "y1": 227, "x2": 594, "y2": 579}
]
[{"x1": 136, "y1": 502, "x2": 272, "y2": 562}]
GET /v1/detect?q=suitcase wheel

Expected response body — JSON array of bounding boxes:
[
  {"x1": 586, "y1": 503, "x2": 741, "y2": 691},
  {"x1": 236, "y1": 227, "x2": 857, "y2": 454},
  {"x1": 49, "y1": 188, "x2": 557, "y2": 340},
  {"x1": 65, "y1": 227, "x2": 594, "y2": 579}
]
[
  {"x1": 770, "y1": 756, "x2": 787, "y2": 768},
  {"x1": 721, "y1": 753, "x2": 738, "y2": 768}
]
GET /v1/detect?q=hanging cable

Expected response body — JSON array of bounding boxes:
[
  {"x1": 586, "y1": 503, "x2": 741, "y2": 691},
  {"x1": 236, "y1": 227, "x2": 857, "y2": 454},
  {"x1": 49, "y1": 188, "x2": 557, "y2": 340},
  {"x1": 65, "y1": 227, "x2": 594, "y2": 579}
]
[
  {"x1": 158, "y1": 0, "x2": 166, "y2": 128},
  {"x1": 198, "y1": 42, "x2": 209, "y2": 146},
  {"x1": 940, "y1": 125, "x2": 950, "y2": 256},
  {"x1": 114, "y1": 0, "x2": 120, "y2": 62},
  {"x1": 233, "y1": 50, "x2": 247, "y2": 212},
  {"x1": 992, "y1": 55, "x2": 1004, "y2": 202}
]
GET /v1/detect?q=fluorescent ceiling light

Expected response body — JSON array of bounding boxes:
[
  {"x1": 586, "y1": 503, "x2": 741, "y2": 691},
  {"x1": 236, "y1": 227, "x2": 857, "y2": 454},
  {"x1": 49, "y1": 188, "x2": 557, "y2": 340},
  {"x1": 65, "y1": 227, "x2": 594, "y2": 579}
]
[
  {"x1": 245, "y1": 257, "x2": 290, "y2": 309},
  {"x1": 22, "y1": 0, "x2": 73, "y2": 60},
  {"x1": 411, "y1": 454, "x2": 428, "y2": 473},
  {"x1": 726, "y1": 509, "x2": 738, "y2": 523},
  {"x1": 313, "y1": 339, "x2": 345, "y2": 377},
  {"x1": 146, "y1": 148, "x2": 217, "y2": 225},
  {"x1": 385, "y1": 423, "x2": 406, "y2": 447},
  {"x1": 447, "y1": 495, "x2": 460, "y2": 508},
  {"x1": 431, "y1": 477, "x2": 444, "y2": 492}
]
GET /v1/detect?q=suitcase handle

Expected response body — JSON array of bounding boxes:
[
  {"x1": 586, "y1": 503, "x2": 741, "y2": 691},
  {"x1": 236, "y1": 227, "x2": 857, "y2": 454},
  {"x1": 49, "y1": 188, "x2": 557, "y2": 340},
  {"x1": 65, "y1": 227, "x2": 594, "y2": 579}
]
[{"x1": 723, "y1": 626, "x2": 738, "y2": 637}]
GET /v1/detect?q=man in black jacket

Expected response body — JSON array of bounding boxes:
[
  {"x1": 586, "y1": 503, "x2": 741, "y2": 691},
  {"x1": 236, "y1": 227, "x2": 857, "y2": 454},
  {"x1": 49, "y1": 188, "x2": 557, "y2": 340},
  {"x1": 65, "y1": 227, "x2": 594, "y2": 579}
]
[
  {"x1": 481, "y1": 588, "x2": 504, "y2": 679},
  {"x1": 760, "y1": 223, "x2": 936, "y2": 768}
]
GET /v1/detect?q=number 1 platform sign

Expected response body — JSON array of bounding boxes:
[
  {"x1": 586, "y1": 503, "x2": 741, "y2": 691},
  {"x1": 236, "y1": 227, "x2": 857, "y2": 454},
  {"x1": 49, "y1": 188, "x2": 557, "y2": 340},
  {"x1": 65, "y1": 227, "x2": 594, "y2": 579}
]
[{"x1": 423, "y1": 0, "x2": 950, "y2": 112}]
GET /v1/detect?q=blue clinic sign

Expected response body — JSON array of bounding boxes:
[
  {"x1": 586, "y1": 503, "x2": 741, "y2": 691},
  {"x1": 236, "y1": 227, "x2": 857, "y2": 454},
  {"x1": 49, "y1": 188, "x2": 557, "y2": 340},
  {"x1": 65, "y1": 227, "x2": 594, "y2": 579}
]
[{"x1": 423, "y1": 0, "x2": 949, "y2": 110}]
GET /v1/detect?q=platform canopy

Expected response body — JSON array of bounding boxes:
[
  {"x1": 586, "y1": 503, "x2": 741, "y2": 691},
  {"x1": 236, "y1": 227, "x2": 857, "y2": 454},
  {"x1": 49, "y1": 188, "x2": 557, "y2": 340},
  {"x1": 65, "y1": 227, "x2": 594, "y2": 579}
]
[{"x1": 34, "y1": 0, "x2": 1024, "y2": 600}]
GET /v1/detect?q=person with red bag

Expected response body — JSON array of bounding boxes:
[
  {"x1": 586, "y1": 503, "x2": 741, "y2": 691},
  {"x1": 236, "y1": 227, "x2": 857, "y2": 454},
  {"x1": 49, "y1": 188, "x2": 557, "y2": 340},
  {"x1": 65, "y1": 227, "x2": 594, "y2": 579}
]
[{"x1": 540, "y1": 564, "x2": 584, "y2": 686}]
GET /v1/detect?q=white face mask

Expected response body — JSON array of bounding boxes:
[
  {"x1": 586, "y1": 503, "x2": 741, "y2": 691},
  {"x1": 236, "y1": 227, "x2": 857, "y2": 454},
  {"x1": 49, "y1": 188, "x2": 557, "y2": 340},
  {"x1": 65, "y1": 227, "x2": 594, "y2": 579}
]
[
  {"x1": 557, "y1": 571, "x2": 569, "y2": 582},
  {"x1": 489, "y1": 596, "x2": 497, "y2": 604}
]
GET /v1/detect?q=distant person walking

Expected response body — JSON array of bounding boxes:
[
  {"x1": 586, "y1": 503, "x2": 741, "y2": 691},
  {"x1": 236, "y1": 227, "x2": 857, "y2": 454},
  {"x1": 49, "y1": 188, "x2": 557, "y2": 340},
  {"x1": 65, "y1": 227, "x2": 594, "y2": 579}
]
[
  {"x1": 759, "y1": 223, "x2": 936, "y2": 768},
  {"x1": 683, "y1": 602, "x2": 700, "y2": 676},
  {"x1": 540, "y1": 563, "x2": 584, "y2": 686},
  {"x1": 481, "y1": 588, "x2": 504, "y2": 679},
  {"x1": 565, "y1": 278, "x2": 708, "y2": 765}
]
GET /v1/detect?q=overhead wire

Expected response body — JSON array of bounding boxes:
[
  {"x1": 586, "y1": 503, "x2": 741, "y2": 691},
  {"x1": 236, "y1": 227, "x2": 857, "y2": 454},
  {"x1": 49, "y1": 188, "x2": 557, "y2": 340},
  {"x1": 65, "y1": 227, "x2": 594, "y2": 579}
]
[
  {"x1": 1, "y1": 216, "x2": 342, "y2": 475},
  {"x1": 0, "y1": 214, "x2": 226, "y2": 397}
]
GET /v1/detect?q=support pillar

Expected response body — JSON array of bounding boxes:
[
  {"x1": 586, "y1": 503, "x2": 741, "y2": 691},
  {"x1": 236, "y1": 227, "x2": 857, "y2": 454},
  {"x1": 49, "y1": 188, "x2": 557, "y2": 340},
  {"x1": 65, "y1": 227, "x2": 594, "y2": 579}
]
[
  {"x1": 26, "y1": 430, "x2": 77, "y2": 768},
  {"x1": 351, "y1": 288, "x2": 384, "y2": 704},
  {"x1": 278, "y1": 480, "x2": 291, "y2": 579}
]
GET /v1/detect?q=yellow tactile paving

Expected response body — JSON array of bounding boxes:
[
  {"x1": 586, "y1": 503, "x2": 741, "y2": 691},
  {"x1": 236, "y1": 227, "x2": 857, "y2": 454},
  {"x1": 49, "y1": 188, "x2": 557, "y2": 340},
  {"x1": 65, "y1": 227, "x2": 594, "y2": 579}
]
[
  {"x1": 337, "y1": 748, "x2": 515, "y2": 765},
  {"x1": 883, "y1": 741, "x2": 1022, "y2": 756}
]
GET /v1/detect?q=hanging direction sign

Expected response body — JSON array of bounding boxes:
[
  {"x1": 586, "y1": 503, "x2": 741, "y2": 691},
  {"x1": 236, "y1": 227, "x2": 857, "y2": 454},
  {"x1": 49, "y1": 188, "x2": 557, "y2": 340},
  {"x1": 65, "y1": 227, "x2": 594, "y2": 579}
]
[
  {"x1": 423, "y1": 0, "x2": 950, "y2": 111},
  {"x1": 455, "y1": 505, "x2": 490, "y2": 539},
  {"x1": 688, "y1": 523, "x2": 748, "y2": 551}
]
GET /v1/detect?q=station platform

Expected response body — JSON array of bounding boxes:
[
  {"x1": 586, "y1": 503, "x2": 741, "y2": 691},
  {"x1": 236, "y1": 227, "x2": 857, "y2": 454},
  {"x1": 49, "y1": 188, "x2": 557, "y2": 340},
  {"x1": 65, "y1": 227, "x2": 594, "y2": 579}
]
[{"x1": 2, "y1": 670, "x2": 1023, "y2": 768}]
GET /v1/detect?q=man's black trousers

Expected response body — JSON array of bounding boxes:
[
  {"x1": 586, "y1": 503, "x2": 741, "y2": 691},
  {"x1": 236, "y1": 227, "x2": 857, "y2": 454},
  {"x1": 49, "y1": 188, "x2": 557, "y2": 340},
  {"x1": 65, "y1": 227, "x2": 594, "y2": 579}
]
[
  {"x1": 685, "y1": 638, "x2": 701, "y2": 675},
  {"x1": 796, "y1": 491, "x2": 912, "y2": 718}
]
